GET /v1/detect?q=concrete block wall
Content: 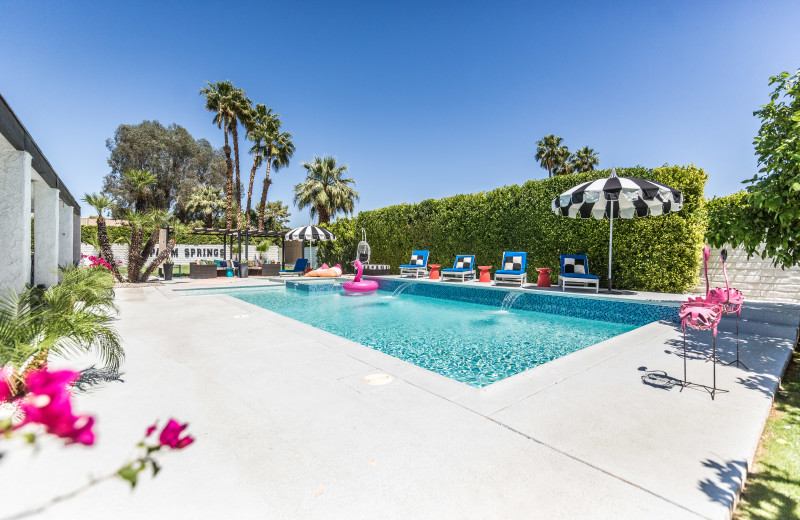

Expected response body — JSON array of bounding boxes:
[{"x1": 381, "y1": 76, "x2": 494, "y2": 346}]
[
  {"x1": 80, "y1": 244, "x2": 283, "y2": 267},
  {"x1": 692, "y1": 245, "x2": 800, "y2": 303}
]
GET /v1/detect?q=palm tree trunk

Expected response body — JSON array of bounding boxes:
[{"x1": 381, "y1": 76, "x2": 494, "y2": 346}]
[
  {"x1": 257, "y1": 155, "x2": 273, "y2": 232},
  {"x1": 231, "y1": 122, "x2": 242, "y2": 230},
  {"x1": 223, "y1": 121, "x2": 233, "y2": 229},
  {"x1": 317, "y1": 206, "x2": 330, "y2": 225},
  {"x1": 205, "y1": 210, "x2": 213, "y2": 228},
  {"x1": 127, "y1": 225, "x2": 143, "y2": 282},
  {"x1": 245, "y1": 152, "x2": 259, "y2": 230},
  {"x1": 142, "y1": 238, "x2": 177, "y2": 279},
  {"x1": 96, "y1": 216, "x2": 124, "y2": 282}
]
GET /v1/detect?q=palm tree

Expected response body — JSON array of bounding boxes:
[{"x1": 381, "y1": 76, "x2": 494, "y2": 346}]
[
  {"x1": 121, "y1": 169, "x2": 157, "y2": 211},
  {"x1": 0, "y1": 265, "x2": 123, "y2": 397},
  {"x1": 553, "y1": 146, "x2": 574, "y2": 176},
  {"x1": 294, "y1": 156, "x2": 359, "y2": 224},
  {"x1": 245, "y1": 104, "x2": 277, "y2": 229},
  {"x1": 250, "y1": 113, "x2": 295, "y2": 231},
  {"x1": 228, "y1": 87, "x2": 253, "y2": 229},
  {"x1": 83, "y1": 193, "x2": 123, "y2": 282},
  {"x1": 572, "y1": 146, "x2": 600, "y2": 173},
  {"x1": 534, "y1": 135, "x2": 565, "y2": 178},
  {"x1": 200, "y1": 80, "x2": 236, "y2": 228},
  {"x1": 186, "y1": 184, "x2": 225, "y2": 227}
]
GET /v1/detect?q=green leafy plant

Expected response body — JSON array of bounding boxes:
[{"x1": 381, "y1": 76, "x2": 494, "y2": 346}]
[
  {"x1": 318, "y1": 165, "x2": 707, "y2": 292},
  {"x1": 707, "y1": 68, "x2": 800, "y2": 268}
]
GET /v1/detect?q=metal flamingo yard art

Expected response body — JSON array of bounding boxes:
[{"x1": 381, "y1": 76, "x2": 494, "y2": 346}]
[
  {"x1": 698, "y1": 247, "x2": 748, "y2": 369},
  {"x1": 679, "y1": 300, "x2": 727, "y2": 399}
]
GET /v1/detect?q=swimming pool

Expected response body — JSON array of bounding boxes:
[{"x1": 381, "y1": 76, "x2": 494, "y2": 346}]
[{"x1": 182, "y1": 280, "x2": 678, "y2": 387}]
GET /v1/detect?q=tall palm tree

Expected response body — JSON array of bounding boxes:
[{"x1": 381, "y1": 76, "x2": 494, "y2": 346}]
[
  {"x1": 253, "y1": 121, "x2": 295, "y2": 232},
  {"x1": 121, "y1": 169, "x2": 157, "y2": 211},
  {"x1": 534, "y1": 135, "x2": 565, "y2": 178},
  {"x1": 572, "y1": 146, "x2": 600, "y2": 173},
  {"x1": 294, "y1": 156, "x2": 359, "y2": 224},
  {"x1": 186, "y1": 184, "x2": 225, "y2": 227},
  {"x1": 553, "y1": 146, "x2": 574, "y2": 176},
  {"x1": 229, "y1": 88, "x2": 253, "y2": 229},
  {"x1": 83, "y1": 193, "x2": 123, "y2": 282},
  {"x1": 245, "y1": 104, "x2": 277, "y2": 229},
  {"x1": 200, "y1": 80, "x2": 236, "y2": 228}
]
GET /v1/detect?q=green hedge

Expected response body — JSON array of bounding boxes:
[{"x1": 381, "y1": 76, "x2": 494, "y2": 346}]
[
  {"x1": 705, "y1": 191, "x2": 747, "y2": 248},
  {"x1": 318, "y1": 165, "x2": 708, "y2": 293},
  {"x1": 80, "y1": 225, "x2": 229, "y2": 246}
]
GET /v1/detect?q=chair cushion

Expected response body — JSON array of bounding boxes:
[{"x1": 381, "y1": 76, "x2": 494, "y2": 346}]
[
  {"x1": 495, "y1": 270, "x2": 525, "y2": 275},
  {"x1": 563, "y1": 257, "x2": 587, "y2": 275},
  {"x1": 503, "y1": 255, "x2": 523, "y2": 271},
  {"x1": 456, "y1": 257, "x2": 472, "y2": 269},
  {"x1": 409, "y1": 254, "x2": 424, "y2": 266},
  {"x1": 561, "y1": 273, "x2": 598, "y2": 280},
  {"x1": 442, "y1": 268, "x2": 472, "y2": 273},
  {"x1": 399, "y1": 264, "x2": 425, "y2": 269}
]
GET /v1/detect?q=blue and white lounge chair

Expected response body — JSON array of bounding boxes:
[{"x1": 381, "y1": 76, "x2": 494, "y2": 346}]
[
  {"x1": 494, "y1": 252, "x2": 527, "y2": 287},
  {"x1": 441, "y1": 255, "x2": 475, "y2": 282},
  {"x1": 399, "y1": 250, "x2": 429, "y2": 278},
  {"x1": 559, "y1": 254, "x2": 599, "y2": 293},
  {"x1": 280, "y1": 258, "x2": 308, "y2": 277}
]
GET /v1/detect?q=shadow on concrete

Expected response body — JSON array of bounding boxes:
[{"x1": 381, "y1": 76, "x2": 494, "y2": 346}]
[
  {"x1": 698, "y1": 457, "x2": 747, "y2": 508},
  {"x1": 637, "y1": 366, "x2": 681, "y2": 390}
]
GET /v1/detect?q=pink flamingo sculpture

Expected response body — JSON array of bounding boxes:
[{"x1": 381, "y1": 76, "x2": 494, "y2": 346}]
[
  {"x1": 694, "y1": 247, "x2": 747, "y2": 369},
  {"x1": 679, "y1": 300, "x2": 727, "y2": 399}
]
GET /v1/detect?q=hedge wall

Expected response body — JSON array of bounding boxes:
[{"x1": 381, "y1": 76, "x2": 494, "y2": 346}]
[
  {"x1": 81, "y1": 226, "x2": 228, "y2": 246},
  {"x1": 318, "y1": 165, "x2": 708, "y2": 293}
]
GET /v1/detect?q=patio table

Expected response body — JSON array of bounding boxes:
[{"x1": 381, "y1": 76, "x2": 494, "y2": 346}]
[
  {"x1": 536, "y1": 268, "x2": 553, "y2": 287},
  {"x1": 429, "y1": 264, "x2": 441, "y2": 280},
  {"x1": 478, "y1": 266, "x2": 492, "y2": 283}
]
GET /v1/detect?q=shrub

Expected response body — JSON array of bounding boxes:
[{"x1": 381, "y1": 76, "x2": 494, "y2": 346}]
[{"x1": 318, "y1": 165, "x2": 707, "y2": 293}]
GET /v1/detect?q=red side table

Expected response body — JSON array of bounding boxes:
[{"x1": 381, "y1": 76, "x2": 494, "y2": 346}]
[
  {"x1": 536, "y1": 268, "x2": 553, "y2": 287},
  {"x1": 478, "y1": 266, "x2": 492, "y2": 283},
  {"x1": 429, "y1": 264, "x2": 441, "y2": 280}
]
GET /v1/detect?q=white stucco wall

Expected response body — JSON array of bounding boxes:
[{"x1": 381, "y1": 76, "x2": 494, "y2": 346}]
[
  {"x1": 0, "y1": 145, "x2": 32, "y2": 292},
  {"x1": 693, "y1": 245, "x2": 800, "y2": 303},
  {"x1": 58, "y1": 200, "x2": 75, "y2": 268},
  {"x1": 80, "y1": 244, "x2": 282, "y2": 267},
  {"x1": 32, "y1": 178, "x2": 60, "y2": 286}
]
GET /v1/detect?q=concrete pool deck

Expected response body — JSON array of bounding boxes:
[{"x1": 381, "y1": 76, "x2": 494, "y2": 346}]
[{"x1": 2, "y1": 281, "x2": 797, "y2": 519}]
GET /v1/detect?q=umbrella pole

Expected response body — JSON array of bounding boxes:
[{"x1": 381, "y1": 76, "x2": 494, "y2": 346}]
[{"x1": 608, "y1": 201, "x2": 614, "y2": 292}]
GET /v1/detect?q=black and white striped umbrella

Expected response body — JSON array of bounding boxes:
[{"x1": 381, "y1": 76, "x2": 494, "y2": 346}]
[
  {"x1": 551, "y1": 169, "x2": 683, "y2": 292},
  {"x1": 284, "y1": 225, "x2": 336, "y2": 269},
  {"x1": 284, "y1": 225, "x2": 336, "y2": 242},
  {"x1": 551, "y1": 170, "x2": 683, "y2": 219}
]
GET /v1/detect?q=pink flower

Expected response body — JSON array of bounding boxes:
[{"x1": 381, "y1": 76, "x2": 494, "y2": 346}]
[
  {"x1": 0, "y1": 366, "x2": 13, "y2": 403},
  {"x1": 17, "y1": 370, "x2": 95, "y2": 446},
  {"x1": 158, "y1": 419, "x2": 194, "y2": 449},
  {"x1": 145, "y1": 423, "x2": 157, "y2": 437}
]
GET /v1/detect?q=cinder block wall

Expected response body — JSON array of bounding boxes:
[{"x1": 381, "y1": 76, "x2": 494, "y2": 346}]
[{"x1": 693, "y1": 245, "x2": 800, "y2": 303}]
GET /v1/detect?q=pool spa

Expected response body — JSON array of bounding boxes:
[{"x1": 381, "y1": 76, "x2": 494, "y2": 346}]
[{"x1": 181, "y1": 278, "x2": 679, "y2": 387}]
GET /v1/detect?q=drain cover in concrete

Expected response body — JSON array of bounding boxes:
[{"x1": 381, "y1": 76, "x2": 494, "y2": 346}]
[{"x1": 363, "y1": 374, "x2": 393, "y2": 386}]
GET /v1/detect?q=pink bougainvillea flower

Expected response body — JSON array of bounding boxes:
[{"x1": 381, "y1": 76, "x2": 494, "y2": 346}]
[
  {"x1": 158, "y1": 419, "x2": 195, "y2": 449},
  {"x1": 17, "y1": 369, "x2": 95, "y2": 446},
  {"x1": 25, "y1": 370, "x2": 79, "y2": 398},
  {"x1": 0, "y1": 366, "x2": 13, "y2": 402},
  {"x1": 145, "y1": 423, "x2": 158, "y2": 437}
]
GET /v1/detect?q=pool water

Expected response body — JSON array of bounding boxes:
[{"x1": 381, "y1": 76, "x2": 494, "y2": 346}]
[{"x1": 192, "y1": 286, "x2": 637, "y2": 387}]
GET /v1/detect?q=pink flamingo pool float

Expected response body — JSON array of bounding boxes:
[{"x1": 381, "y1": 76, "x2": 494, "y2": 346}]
[{"x1": 343, "y1": 260, "x2": 379, "y2": 294}]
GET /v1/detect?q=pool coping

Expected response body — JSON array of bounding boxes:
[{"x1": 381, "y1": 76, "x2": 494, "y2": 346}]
[{"x1": 166, "y1": 285, "x2": 675, "y2": 416}]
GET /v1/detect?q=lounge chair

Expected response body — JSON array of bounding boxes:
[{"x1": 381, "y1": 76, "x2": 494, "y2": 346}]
[
  {"x1": 399, "y1": 250, "x2": 429, "y2": 278},
  {"x1": 441, "y1": 255, "x2": 476, "y2": 282},
  {"x1": 494, "y1": 252, "x2": 527, "y2": 287},
  {"x1": 558, "y1": 254, "x2": 599, "y2": 293},
  {"x1": 280, "y1": 258, "x2": 308, "y2": 277}
]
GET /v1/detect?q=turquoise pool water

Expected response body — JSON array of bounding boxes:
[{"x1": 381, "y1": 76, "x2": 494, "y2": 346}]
[{"x1": 186, "y1": 285, "x2": 638, "y2": 387}]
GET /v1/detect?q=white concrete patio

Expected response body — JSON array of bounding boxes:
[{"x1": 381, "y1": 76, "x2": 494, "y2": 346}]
[{"x1": 2, "y1": 282, "x2": 797, "y2": 520}]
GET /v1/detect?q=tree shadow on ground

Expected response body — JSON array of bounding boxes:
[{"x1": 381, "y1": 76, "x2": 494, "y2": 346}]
[{"x1": 698, "y1": 458, "x2": 747, "y2": 508}]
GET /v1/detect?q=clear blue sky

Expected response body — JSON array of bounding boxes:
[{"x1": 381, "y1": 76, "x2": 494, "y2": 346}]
[{"x1": 1, "y1": 1, "x2": 798, "y2": 227}]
